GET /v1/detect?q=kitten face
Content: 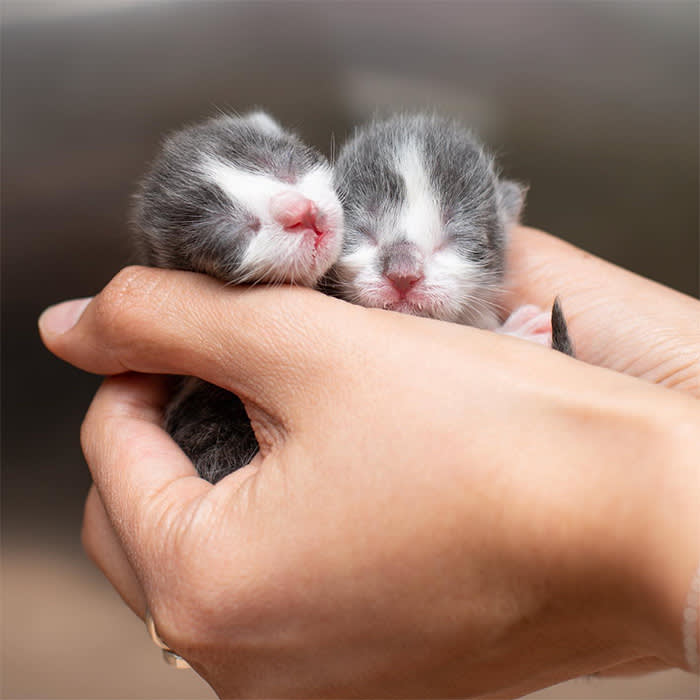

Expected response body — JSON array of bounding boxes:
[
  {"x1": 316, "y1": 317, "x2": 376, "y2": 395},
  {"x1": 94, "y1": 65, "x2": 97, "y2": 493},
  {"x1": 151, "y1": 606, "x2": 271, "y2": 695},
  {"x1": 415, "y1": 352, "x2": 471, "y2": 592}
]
[
  {"x1": 133, "y1": 112, "x2": 343, "y2": 287},
  {"x1": 331, "y1": 115, "x2": 522, "y2": 328}
]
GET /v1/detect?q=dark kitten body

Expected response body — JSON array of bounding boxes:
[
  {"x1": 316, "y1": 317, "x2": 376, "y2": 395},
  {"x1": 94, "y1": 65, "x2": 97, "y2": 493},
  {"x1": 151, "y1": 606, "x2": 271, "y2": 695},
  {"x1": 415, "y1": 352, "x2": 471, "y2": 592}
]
[{"x1": 164, "y1": 378, "x2": 258, "y2": 484}]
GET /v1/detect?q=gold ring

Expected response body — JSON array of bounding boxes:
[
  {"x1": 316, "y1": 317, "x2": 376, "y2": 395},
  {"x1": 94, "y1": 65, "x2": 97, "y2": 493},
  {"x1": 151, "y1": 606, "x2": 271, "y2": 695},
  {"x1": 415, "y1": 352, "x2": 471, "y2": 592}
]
[{"x1": 145, "y1": 608, "x2": 191, "y2": 670}]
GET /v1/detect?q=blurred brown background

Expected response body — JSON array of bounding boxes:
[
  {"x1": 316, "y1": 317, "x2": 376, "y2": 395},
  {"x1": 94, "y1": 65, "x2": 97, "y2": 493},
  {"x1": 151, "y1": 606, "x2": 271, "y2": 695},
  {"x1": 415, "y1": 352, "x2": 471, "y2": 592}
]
[{"x1": 2, "y1": 1, "x2": 698, "y2": 698}]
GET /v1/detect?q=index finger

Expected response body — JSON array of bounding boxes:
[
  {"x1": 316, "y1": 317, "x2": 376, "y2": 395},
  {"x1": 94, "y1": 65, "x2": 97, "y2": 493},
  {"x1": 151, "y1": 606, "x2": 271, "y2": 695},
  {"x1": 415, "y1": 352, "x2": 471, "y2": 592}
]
[{"x1": 39, "y1": 266, "x2": 352, "y2": 410}]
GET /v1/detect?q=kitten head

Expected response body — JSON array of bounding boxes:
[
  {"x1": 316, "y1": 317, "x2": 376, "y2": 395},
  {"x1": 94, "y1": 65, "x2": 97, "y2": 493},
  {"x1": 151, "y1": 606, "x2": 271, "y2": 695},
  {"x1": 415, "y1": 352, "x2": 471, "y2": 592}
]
[
  {"x1": 133, "y1": 111, "x2": 343, "y2": 287},
  {"x1": 330, "y1": 114, "x2": 524, "y2": 327}
]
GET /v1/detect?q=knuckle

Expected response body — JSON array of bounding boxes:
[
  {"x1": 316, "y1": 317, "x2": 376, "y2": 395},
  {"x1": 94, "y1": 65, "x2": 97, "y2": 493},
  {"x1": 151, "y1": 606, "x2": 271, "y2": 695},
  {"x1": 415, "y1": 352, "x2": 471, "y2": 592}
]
[
  {"x1": 144, "y1": 509, "x2": 242, "y2": 652},
  {"x1": 92, "y1": 266, "x2": 164, "y2": 353},
  {"x1": 79, "y1": 403, "x2": 117, "y2": 476},
  {"x1": 80, "y1": 495, "x2": 98, "y2": 561},
  {"x1": 146, "y1": 574, "x2": 213, "y2": 656},
  {"x1": 79, "y1": 408, "x2": 97, "y2": 463},
  {"x1": 80, "y1": 486, "x2": 105, "y2": 567}
]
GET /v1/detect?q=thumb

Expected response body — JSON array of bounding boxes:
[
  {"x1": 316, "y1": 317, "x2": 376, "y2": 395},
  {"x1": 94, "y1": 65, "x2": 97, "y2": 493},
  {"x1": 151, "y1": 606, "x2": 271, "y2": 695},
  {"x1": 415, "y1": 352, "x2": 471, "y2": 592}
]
[{"x1": 38, "y1": 266, "x2": 349, "y2": 412}]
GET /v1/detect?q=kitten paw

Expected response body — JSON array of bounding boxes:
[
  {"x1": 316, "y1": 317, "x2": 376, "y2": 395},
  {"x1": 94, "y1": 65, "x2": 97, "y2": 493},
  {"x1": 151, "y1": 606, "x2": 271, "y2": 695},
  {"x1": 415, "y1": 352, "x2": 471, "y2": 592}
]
[{"x1": 496, "y1": 305, "x2": 552, "y2": 347}]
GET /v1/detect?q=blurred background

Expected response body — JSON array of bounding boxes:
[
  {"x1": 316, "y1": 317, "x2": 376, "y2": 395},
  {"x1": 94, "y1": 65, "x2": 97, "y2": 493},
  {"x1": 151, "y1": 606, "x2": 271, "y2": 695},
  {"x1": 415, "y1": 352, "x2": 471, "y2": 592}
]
[{"x1": 2, "y1": 1, "x2": 698, "y2": 697}]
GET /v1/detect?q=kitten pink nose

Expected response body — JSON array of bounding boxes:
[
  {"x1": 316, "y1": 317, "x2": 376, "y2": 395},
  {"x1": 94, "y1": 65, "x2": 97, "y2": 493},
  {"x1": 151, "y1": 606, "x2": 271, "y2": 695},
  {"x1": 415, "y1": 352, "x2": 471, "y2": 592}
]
[
  {"x1": 270, "y1": 191, "x2": 320, "y2": 234},
  {"x1": 386, "y1": 271, "x2": 423, "y2": 294}
]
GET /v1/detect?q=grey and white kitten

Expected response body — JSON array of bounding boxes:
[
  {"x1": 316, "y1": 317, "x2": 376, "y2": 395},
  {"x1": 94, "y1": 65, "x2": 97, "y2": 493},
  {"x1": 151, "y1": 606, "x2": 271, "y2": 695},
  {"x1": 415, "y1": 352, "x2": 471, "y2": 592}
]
[
  {"x1": 132, "y1": 111, "x2": 343, "y2": 482},
  {"x1": 328, "y1": 113, "x2": 573, "y2": 352}
]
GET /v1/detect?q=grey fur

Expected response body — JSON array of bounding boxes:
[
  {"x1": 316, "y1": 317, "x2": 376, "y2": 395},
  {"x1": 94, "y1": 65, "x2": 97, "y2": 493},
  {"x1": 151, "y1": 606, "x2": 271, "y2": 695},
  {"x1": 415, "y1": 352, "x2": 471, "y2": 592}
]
[
  {"x1": 327, "y1": 114, "x2": 525, "y2": 327},
  {"x1": 164, "y1": 377, "x2": 259, "y2": 484},
  {"x1": 333, "y1": 114, "x2": 520, "y2": 260},
  {"x1": 132, "y1": 112, "x2": 326, "y2": 283}
]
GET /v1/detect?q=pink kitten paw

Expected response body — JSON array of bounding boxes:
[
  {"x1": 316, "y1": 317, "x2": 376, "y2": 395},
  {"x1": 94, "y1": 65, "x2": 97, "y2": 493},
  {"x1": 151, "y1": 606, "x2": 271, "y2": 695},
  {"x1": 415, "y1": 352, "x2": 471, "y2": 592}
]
[{"x1": 496, "y1": 305, "x2": 552, "y2": 347}]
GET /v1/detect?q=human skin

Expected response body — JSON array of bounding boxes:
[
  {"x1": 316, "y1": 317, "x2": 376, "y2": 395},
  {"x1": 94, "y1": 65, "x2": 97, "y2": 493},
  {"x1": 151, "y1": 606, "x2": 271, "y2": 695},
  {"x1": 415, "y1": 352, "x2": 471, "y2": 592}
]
[{"x1": 39, "y1": 227, "x2": 700, "y2": 698}]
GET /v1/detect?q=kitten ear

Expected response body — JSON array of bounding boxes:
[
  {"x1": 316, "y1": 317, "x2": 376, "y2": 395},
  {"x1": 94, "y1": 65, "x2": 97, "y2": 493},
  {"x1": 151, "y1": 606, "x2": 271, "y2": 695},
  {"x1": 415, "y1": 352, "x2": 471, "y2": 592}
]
[
  {"x1": 498, "y1": 180, "x2": 527, "y2": 225},
  {"x1": 245, "y1": 111, "x2": 283, "y2": 136}
]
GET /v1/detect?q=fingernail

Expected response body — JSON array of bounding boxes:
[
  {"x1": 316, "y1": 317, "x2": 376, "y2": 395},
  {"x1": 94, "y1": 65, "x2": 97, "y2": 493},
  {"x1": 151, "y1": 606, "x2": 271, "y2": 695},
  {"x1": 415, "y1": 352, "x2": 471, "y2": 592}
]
[{"x1": 38, "y1": 297, "x2": 92, "y2": 336}]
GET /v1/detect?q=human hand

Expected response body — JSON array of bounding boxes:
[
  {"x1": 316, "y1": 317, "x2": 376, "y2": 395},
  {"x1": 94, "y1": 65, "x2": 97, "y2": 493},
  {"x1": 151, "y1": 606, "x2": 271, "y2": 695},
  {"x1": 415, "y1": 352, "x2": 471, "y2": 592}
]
[{"x1": 38, "y1": 228, "x2": 700, "y2": 697}]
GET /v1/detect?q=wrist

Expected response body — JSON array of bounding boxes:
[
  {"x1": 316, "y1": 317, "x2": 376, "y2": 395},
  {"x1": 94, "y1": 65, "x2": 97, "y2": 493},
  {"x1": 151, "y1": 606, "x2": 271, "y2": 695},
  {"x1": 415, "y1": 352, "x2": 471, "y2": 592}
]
[
  {"x1": 587, "y1": 389, "x2": 700, "y2": 672},
  {"x1": 545, "y1": 380, "x2": 700, "y2": 675},
  {"x1": 640, "y1": 403, "x2": 700, "y2": 671}
]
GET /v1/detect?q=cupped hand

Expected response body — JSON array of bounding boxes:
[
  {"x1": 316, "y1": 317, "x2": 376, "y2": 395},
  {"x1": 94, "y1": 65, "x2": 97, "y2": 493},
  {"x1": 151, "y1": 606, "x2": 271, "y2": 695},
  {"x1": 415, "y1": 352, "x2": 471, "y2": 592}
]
[{"x1": 38, "y1": 228, "x2": 700, "y2": 698}]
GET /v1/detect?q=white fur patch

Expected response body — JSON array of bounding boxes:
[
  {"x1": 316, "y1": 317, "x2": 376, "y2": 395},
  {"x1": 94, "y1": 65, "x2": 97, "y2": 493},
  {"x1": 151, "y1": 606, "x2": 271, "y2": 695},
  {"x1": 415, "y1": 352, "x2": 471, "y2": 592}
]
[
  {"x1": 394, "y1": 142, "x2": 443, "y2": 250},
  {"x1": 201, "y1": 158, "x2": 342, "y2": 285},
  {"x1": 203, "y1": 158, "x2": 284, "y2": 222}
]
